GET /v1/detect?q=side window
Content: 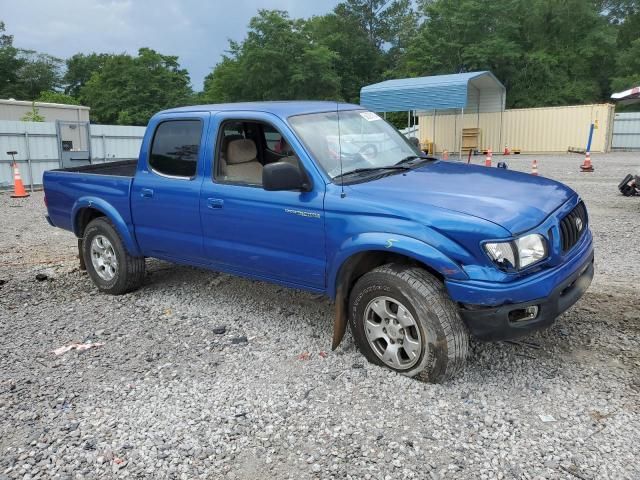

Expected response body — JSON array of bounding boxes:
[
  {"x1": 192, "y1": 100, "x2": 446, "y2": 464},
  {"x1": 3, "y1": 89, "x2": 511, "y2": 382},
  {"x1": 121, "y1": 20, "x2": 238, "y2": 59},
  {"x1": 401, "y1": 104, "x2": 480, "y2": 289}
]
[
  {"x1": 263, "y1": 125, "x2": 283, "y2": 153},
  {"x1": 263, "y1": 124, "x2": 300, "y2": 168},
  {"x1": 215, "y1": 120, "x2": 304, "y2": 186},
  {"x1": 149, "y1": 120, "x2": 202, "y2": 178}
]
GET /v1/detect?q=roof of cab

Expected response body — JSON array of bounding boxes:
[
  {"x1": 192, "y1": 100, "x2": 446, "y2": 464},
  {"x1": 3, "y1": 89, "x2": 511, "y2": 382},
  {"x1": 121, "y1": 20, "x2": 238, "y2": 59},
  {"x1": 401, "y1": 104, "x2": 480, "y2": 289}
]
[{"x1": 157, "y1": 101, "x2": 363, "y2": 118}]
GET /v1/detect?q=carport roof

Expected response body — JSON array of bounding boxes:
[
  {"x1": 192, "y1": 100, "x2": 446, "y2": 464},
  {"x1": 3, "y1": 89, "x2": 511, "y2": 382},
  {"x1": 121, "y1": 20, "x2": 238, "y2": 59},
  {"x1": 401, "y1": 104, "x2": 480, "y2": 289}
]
[{"x1": 360, "y1": 71, "x2": 506, "y2": 113}]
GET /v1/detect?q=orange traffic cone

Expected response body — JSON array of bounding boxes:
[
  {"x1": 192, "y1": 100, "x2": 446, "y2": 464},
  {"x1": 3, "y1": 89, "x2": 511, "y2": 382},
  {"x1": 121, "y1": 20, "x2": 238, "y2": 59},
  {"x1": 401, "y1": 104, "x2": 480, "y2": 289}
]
[
  {"x1": 443, "y1": 149, "x2": 449, "y2": 160},
  {"x1": 503, "y1": 145, "x2": 510, "y2": 155},
  {"x1": 10, "y1": 160, "x2": 29, "y2": 198},
  {"x1": 531, "y1": 159, "x2": 538, "y2": 176},
  {"x1": 580, "y1": 152, "x2": 594, "y2": 172},
  {"x1": 485, "y1": 148, "x2": 493, "y2": 167}
]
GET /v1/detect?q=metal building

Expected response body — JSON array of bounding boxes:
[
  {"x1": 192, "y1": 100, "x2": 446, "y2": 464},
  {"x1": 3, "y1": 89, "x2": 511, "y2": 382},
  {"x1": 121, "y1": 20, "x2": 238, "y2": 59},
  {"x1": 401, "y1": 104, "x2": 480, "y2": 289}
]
[
  {"x1": 360, "y1": 72, "x2": 507, "y2": 159},
  {"x1": 418, "y1": 104, "x2": 615, "y2": 154},
  {"x1": 0, "y1": 98, "x2": 90, "y2": 123}
]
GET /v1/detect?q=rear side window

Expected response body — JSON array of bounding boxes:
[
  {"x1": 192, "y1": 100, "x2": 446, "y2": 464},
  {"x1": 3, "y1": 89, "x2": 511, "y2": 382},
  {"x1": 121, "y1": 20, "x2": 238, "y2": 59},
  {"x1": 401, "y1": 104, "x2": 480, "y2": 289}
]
[{"x1": 149, "y1": 120, "x2": 202, "y2": 178}]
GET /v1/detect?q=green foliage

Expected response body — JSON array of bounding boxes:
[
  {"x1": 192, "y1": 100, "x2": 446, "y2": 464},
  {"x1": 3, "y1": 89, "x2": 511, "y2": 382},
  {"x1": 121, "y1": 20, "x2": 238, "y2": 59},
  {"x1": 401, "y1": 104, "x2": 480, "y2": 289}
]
[
  {"x1": 203, "y1": 10, "x2": 342, "y2": 103},
  {"x1": 63, "y1": 53, "x2": 110, "y2": 97},
  {"x1": 397, "y1": 0, "x2": 617, "y2": 108},
  {"x1": 305, "y1": 12, "x2": 384, "y2": 102},
  {"x1": 0, "y1": 22, "x2": 63, "y2": 101},
  {"x1": 5, "y1": 0, "x2": 640, "y2": 125},
  {"x1": 13, "y1": 51, "x2": 63, "y2": 100},
  {"x1": 21, "y1": 102, "x2": 45, "y2": 122},
  {"x1": 36, "y1": 90, "x2": 80, "y2": 105},
  {"x1": 611, "y1": 37, "x2": 640, "y2": 92},
  {"x1": 0, "y1": 21, "x2": 23, "y2": 99},
  {"x1": 79, "y1": 48, "x2": 193, "y2": 125}
]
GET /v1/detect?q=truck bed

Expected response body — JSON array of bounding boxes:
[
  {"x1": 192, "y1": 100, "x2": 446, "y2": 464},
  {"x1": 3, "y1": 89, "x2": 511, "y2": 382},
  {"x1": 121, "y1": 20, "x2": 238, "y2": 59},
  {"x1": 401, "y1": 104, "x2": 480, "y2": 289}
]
[
  {"x1": 52, "y1": 159, "x2": 137, "y2": 177},
  {"x1": 43, "y1": 160, "x2": 136, "y2": 234}
]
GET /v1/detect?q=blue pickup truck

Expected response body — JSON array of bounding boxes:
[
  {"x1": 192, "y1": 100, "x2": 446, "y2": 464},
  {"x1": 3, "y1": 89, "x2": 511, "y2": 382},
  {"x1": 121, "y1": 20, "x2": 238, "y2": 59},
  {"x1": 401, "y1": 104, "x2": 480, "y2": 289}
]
[{"x1": 43, "y1": 102, "x2": 594, "y2": 382}]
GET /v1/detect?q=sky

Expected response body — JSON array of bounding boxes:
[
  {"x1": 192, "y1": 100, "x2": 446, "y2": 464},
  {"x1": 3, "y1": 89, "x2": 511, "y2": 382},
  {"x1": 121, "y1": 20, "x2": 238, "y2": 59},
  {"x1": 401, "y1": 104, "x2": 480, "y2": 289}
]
[{"x1": 0, "y1": 0, "x2": 341, "y2": 90}]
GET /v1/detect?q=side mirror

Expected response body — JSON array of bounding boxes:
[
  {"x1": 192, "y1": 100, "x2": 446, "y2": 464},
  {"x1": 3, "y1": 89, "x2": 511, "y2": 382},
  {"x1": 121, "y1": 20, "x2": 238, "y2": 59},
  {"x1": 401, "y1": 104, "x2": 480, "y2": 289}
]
[{"x1": 263, "y1": 162, "x2": 309, "y2": 191}]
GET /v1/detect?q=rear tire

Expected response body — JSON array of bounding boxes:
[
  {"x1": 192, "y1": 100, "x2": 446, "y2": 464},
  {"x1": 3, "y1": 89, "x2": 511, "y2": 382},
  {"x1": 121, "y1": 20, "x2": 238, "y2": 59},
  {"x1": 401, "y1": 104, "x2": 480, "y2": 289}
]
[
  {"x1": 82, "y1": 217, "x2": 145, "y2": 295},
  {"x1": 349, "y1": 264, "x2": 468, "y2": 383}
]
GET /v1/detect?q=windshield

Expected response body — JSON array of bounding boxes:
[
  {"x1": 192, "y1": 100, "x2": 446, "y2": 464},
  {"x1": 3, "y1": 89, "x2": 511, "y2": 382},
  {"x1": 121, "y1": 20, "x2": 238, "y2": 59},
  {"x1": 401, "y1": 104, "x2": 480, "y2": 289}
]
[{"x1": 288, "y1": 109, "x2": 420, "y2": 180}]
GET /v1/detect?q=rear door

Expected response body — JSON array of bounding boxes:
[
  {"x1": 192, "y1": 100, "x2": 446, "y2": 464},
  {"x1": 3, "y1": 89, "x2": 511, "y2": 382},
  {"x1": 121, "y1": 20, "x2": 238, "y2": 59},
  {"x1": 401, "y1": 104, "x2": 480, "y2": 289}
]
[
  {"x1": 200, "y1": 112, "x2": 327, "y2": 289},
  {"x1": 131, "y1": 113, "x2": 209, "y2": 262}
]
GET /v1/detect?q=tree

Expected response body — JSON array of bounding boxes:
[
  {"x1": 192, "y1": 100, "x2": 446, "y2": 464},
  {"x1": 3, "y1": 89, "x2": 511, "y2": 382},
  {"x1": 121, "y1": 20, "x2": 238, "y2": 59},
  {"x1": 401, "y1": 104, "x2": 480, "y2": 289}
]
[
  {"x1": 80, "y1": 48, "x2": 193, "y2": 125},
  {"x1": 509, "y1": 0, "x2": 616, "y2": 106},
  {"x1": 334, "y1": 0, "x2": 412, "y2": 48},
  {"x1": 13, "y1": 51, "x2": 63, "y2": 100},
  {"x1": 63, "y1": 53, "x2": 110, "y2": 98},
  {"x1": 611, "y1": 37, "x2": 640, "y2": 91},
  {"x1": 0, "y1": 21, "x2": 24, "y2": 98},
  {"x1": 36, "y1": 90, "x2": 80, "y2": 105},
  {"x1": 395, "y1": 0, "x2": 616, "y2": 108},
  {"x1": 305, "y1": 12, "x2": 384, "y2": 102},
  {"x1": 203, "y1": 10, "x2": 341, "y2": 103}
]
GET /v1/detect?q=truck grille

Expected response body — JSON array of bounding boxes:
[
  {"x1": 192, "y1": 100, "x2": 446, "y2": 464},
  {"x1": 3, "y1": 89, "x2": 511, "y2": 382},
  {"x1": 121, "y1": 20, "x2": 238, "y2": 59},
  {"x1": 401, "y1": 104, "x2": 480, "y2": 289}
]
[{"x1": 559, "y1": 201, "x2": 587, "y2": 252}]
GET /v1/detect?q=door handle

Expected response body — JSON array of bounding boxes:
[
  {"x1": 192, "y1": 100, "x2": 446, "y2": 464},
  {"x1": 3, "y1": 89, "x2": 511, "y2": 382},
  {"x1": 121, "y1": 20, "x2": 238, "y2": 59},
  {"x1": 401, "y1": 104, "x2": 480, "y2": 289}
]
[
  {"x1": 207, "y1": 198, "x2": 224, "y2": 209},
  {"x1": 141, "y1": 188, "x2": 154, "y2": 198}
]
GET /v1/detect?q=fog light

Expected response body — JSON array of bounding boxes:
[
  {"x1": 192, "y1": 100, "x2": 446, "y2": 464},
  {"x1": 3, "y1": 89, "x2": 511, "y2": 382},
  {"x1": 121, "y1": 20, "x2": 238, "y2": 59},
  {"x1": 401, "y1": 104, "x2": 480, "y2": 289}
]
[
  {"x1": 524, "y1": 306, "x2": 539, "y2": 320},
  {"x1": 508, "y1": 305, "x2": 539, "y2": 323}
]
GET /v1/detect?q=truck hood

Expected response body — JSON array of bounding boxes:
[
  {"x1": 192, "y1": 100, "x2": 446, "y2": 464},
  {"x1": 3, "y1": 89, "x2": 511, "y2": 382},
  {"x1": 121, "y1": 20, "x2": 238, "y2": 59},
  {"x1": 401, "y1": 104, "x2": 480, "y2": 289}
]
[{"x1": 347, "y1": 160, "x2": 575, "y2": 235}]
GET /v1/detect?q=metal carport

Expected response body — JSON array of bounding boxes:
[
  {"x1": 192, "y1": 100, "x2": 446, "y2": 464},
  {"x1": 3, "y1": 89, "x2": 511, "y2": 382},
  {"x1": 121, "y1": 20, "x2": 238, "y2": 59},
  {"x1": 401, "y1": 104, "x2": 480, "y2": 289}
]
[{"x1": 360, "y1": 71, "x2": 506, "y2": 159}]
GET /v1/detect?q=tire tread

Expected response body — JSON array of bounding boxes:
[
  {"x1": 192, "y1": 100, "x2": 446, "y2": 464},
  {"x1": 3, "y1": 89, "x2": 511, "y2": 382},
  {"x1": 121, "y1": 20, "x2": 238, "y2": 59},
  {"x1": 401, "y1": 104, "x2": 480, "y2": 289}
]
[
  {"x1": 83, "y1": 217, "x2": 145, "y2": 295},
  {"x1": 349, "y1": 263, "x2": 468, "y2": 383}
]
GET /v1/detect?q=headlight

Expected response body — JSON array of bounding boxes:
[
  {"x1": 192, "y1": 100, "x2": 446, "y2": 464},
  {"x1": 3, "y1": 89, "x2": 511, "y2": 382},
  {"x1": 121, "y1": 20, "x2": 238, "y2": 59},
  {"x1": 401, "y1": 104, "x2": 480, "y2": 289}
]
[
  {"x1": 484, "y1": 242, "x2": 516, "y2": 269},
  {"x1": 484, "y1": 234, "x2": 547, "y2": 270},
  {"x1": 515, "y1": 234, "x2": 547, "y2": 269}
]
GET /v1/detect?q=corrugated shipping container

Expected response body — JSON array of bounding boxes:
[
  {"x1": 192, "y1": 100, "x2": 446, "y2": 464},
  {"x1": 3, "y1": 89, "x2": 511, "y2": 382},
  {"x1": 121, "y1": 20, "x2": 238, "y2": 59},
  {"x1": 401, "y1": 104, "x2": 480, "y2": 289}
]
[{"x1": 418, "y1": 104, "x2": 615, "y2": 154}]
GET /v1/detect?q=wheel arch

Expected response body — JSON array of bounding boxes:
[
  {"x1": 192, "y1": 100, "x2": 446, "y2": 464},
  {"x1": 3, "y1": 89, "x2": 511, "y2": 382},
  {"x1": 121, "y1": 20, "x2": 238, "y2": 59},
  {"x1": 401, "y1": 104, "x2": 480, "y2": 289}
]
[
  {"x1": 329, "y1": 234, "x2": 467, "y2": 350},
  {"x1": 71, "y1": 197, "x2": 141, "y2": 256}
]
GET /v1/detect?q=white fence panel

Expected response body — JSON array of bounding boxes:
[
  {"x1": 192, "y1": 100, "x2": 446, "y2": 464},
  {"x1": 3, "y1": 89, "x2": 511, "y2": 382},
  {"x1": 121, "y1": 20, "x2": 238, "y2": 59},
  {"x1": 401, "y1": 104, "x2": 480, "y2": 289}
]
[
  {"x1": 0, "y1": 120, "x2": 145, "y2": 188},
  {"x1": 90, "y1": 124, "x2": 145, "y2": 163},
  {"x1": 612, "y1": 112, "x2": 640, "y2": 150}
]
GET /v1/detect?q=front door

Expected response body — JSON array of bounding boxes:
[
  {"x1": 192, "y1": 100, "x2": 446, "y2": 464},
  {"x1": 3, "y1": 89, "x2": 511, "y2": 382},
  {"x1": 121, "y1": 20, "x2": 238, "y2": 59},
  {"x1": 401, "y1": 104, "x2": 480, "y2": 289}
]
[
  {"x1": 200, "y1": 113, "x2": 326, "y2": 289},
  {"x1": 130, "y1": 114, "x2": 209, "y2": 262}
]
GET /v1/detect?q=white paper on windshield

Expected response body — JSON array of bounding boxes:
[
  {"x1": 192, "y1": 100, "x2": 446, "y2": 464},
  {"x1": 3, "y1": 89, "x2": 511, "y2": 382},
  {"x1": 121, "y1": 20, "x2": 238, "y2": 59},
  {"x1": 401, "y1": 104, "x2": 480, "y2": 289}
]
[{"x1": 359, "y1": 111, "x2": 381, "y2": 122}]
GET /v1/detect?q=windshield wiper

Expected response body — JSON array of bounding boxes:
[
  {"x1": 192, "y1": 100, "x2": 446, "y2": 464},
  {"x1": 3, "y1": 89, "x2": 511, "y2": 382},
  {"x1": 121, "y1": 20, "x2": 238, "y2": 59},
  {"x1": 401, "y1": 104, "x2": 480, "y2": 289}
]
[
  {"x1": 334, "y1": 165, "x2": 411, "y2": 179},
  {"x1": 395, "y1": 155, "x2": 435, "y2": 166}
]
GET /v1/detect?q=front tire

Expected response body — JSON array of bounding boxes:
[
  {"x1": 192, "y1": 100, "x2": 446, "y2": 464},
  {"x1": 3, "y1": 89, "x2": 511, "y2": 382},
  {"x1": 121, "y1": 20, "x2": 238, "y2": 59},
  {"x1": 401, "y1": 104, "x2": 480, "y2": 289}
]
[
  {"x1": 349, "y1": 264, "x2": 468, "y2": 383},
  {"x1": 82, "y1": 217, "x2": 145, "y2": 295}
]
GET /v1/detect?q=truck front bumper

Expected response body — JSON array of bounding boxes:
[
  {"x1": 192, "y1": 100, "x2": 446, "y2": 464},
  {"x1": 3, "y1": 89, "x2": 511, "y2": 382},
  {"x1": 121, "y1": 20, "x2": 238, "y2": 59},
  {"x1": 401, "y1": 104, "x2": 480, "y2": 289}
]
[{"x1": 446, "y1": 231, "x2": 594, "y2": 340}]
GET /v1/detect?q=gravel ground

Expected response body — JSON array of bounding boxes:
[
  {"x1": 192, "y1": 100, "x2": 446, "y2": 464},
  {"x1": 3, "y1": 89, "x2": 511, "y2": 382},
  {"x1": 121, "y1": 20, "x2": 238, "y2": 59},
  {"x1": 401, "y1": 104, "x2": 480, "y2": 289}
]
[{"x1": 1, "y1": 152, "x2": 639, "y2": 480}]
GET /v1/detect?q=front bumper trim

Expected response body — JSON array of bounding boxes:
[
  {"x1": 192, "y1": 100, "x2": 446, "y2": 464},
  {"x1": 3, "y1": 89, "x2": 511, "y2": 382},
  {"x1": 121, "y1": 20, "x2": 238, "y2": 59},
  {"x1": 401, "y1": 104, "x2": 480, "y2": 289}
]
[{"x1": 459, "y1": 253, "x2": 594, "y2": 340}]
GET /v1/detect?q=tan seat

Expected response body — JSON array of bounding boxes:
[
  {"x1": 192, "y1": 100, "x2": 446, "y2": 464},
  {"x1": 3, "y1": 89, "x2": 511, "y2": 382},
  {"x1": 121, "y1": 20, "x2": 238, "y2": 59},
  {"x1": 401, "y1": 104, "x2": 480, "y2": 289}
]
[{"x1": 224, "y1": 139, "x2": 263, "y2": 184}]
